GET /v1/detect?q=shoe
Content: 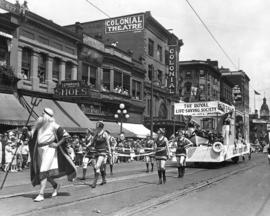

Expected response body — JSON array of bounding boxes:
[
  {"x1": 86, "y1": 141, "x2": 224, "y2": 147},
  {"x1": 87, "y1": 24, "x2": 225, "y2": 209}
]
[
  {"x1": 34, "y1": 194, "x2": 44, "y2": 202},
  {"x1": 52, "y1": 184, "x2": 60, "y2": 197}
]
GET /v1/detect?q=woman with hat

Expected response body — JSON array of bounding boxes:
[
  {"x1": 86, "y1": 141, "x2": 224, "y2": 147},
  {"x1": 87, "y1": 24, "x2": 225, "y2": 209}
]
[
  {"x1": 154, "y1": 128, "x2": 169, "y2": 184},
  {"x1": 175, "y1": 130, "x2": 193, "y2": 178},
  {"x1": 90, "y1": 121, "x2": 111, "y2": 188}
]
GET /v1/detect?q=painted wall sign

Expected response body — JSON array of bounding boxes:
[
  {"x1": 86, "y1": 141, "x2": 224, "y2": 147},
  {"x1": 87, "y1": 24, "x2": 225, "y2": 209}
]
[
  {"x1": 105, "y1": 14, "x2": 144, "y2": 33},
  {"x1": 168, "y1": 45, "x2": 177, "y2": 94}
]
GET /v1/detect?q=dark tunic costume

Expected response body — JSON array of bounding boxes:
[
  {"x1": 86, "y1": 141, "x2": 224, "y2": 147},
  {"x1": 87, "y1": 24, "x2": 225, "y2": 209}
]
[
  {"x1": 175, "y1": 136, "x2": 192, "y2": 157},
  {"x1": 93, "y1": 131, "x2": 108, "y2": 157},
  {"x1": 155, "y1": 136, "x2": 168, "y2": 160}
]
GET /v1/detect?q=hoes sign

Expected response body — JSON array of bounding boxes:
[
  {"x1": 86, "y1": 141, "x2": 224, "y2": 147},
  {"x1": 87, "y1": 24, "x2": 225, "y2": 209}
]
[{"x1": 105, "y1": 14, "x2": 144, "y2": 33}]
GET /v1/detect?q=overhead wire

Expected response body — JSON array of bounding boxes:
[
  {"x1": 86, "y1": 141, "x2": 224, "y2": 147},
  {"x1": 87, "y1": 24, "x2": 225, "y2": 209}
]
[
  {"x1": 185, "y1": 0, "x2": 238, "y2": 70},
  {"x1": 85, "y1": 0, "x2": 111, "y2": 18}
]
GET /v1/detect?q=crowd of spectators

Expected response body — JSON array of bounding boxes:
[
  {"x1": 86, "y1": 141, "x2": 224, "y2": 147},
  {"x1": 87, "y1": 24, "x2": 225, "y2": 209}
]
[{"x1": 0, "y1": 130, "x2": 29, "y2": 173}]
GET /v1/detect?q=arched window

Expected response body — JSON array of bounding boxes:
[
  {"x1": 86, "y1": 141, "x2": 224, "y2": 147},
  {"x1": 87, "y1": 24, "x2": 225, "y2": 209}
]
[{"x1": 158, "y1": 103, "x2": 168, "y2": 119}]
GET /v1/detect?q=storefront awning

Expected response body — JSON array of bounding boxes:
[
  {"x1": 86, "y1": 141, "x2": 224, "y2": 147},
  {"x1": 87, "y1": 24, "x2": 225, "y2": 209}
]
[
  {"x1": 55, "y1": 100, "x2": 96, "y2": 129},
  {"x1": 0, "y1": 93, "x2": 33, "y2": 126},
  {"x1": 121, "y1": 123, "x2": 156, "y2": 138},
  {"x1": 22, "y1": 96, "x2": 88, "y2": 133}
]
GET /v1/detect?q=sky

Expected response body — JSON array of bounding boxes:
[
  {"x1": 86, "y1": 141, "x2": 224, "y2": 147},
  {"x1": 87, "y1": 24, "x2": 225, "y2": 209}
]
[{"x1": 4, "y1": 0, "x2": 270, "y2": 113}]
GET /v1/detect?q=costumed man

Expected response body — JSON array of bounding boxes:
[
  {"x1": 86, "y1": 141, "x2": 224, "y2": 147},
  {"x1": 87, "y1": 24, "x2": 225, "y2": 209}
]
[
  {"x1": 105, "y1": 130, "x2": 117, "y2": 175},
  {"x1": 175, "y1": 130, "x2": 193, "y2": 178},
  {"x1": 23, "y1": 108, "x2": 77, "y2": 202},
  {"x1": 144, "y1": 135, "x2": 155, "y2": 172},
  {"x1": 80, "y1": 129, "x2": 95, "y2": 180},
  {"x1": 91, "y1": 121, "x2": 111, "y2": 188},
  {"x1": 154, "y1": 128, "x2": 170, "y2": 184}
]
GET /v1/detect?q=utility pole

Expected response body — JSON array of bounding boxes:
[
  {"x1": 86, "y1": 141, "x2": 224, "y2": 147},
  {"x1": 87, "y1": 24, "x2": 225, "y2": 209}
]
[{"x1": 150, "y1": 66, "x2": 154, "y2": 138}]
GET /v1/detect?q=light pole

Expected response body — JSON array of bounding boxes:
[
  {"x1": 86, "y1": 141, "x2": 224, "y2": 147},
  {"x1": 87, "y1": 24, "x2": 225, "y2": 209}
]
[{"x1": 114, "y1": 103, "x2": 130, "y2": 134}]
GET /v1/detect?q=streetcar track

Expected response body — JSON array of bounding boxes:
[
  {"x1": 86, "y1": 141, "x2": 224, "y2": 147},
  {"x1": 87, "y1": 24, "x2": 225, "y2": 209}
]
[
  {"x1": 0, "y1": 167, "x2": 203, "y2": 200},
  {"x1": 112, "y1": 160, "x2": 264, "y2": 216},
  {"x1": 2, "y1": 157, "x2": 264, "y2": 216},
  {"x1": 13, "y1": 169, "x2": 204, "y2": 216}
]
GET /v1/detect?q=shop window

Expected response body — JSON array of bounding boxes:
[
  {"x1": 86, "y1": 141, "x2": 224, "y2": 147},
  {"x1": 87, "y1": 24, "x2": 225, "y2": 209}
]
[
  {"x1": 102, "y1": 68, "x2": 110, "y2": 91},
  {"x1": 38, "y1": 53, "x2": 46, "y2": 84},
  {"x1": 158, "y1": 103, "x2": 168, "y2": 119},
  {"x1": 0, "y1": 36, "x2": 8, "y2": 66},
  {"x1": 148, "y1": 64, "x2": 153, "y2": 81},
  {"x1": 114, "y1": 70, "x2": 122, "y2": 92},
  {"x1": 82, "y1": 63, "x2": 89, "y2": 84},
  {"x1": 21, "y1": 47, "x2": 32, "y2": 80},
  {"x1": 113, "y1": 70, "x2": 130, "y2": 95},
  {"x1": 157, "y1": 45, "x2": 163, "y2": 62},
  {"x1": 148, "y1": 39, "x2": 154, "y2": 57},
  {"x1": 199, "y1": 70, "x2": 205, "y2": 77},
  {"x1": 123, "y1": 73, "x2": 130, "y2": 95},
  {"x1": 132, "y1": 80, "x2": 142, "y2": 100},
  {"x1": 185, "y1": 71, "x2": 191, "y2": 78},
  {"x1": 65, "y1": 62, "x2": 72, "y2": 80},
  {"x1": 90, "y1": 65, "x2": 97, "y2": 88},
  {"x1": 52, "y1": 57, "x2": 60, "y2": 84}
]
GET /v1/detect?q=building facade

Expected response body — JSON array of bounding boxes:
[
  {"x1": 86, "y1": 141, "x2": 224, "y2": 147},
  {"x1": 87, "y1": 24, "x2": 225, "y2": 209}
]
[
  {"x1": 221, "y1": 69, "x2": 250, "y2": 142},
  {"x1": 65, "y1": 11, "x2": 184, "y2": 136},
  {"x1": 178, "y1": 59, "x2": 221, "y2": 102}
]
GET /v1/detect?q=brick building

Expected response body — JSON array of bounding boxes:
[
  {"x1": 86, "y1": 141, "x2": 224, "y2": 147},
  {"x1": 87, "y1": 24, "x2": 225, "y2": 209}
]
[{"x1": 65, "y1": 11, "x2": 184, "y2": 136}]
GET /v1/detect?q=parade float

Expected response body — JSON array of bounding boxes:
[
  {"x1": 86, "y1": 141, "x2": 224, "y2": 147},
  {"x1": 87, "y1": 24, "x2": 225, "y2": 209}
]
[{"x1": 173, "y1": 101, "x2": 250, "y2": 163}]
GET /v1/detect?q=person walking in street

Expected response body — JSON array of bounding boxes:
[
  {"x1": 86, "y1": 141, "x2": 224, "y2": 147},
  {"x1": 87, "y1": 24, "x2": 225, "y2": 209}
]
[
  {"x1": 23, "y1": 108, "x2": 77, "y2": 202},
  {"x1": 105, "y1": 130, "x2": 117, "y2": 175},
  {"x1": 175, "y1": 130, "x2": 193, "y2": 178},
  {"x1": 154, "y1": 128, "x2": 169, "y2": 184},
  {"x1": 80, "y1": 130, "x2": 95, "y2": 180},
  {"x1": 21, "y1": 138, "x2": 29, "y2": 169},
  {"x1": 90, "y1": 121, "x2": 111, "y2": 188},
  {"x1": 144, "y1": 135, "x2": 155, "y2": 172}
]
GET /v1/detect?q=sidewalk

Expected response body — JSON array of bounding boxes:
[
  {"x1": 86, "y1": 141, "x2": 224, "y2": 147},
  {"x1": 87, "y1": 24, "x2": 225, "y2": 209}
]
[{"x1": 147, "y1": 159, "x2": 270, "y2": 216}]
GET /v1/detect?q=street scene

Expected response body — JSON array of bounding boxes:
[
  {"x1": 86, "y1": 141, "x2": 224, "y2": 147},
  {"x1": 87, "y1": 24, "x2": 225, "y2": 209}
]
[{"x1": 1, "y1": 0, "x2": 270, "y2": 216}]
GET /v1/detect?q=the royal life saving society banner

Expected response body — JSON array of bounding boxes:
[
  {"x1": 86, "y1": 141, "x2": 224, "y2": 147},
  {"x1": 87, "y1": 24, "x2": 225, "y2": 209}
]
[{"x1": 174, "y1": 101, "x2": 235, "y2": 116}]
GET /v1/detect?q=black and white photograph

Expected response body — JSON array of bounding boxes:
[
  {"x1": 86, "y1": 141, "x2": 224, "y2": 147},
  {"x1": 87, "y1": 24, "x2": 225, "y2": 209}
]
[{"x1": 0, "y1": 0, "x2": 269, "y2": 215}]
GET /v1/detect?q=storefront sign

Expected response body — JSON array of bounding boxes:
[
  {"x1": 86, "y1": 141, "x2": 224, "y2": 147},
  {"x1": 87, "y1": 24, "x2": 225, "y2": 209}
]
[
  {"x1": 55, "y1": 81, "x2": 93, "y2": 97},
  {"x1": 83, "y1": 34, "x2": 104, "y2": 51},
  {"x1": 168, "y1": 45, "x2": 177, "y2": 94},
  {"x1": 174, "y1": 101, "x2": 234, "y2": 116},
  {"x1": 105, "y1": 14, "x2": 144, "y2": 33}
]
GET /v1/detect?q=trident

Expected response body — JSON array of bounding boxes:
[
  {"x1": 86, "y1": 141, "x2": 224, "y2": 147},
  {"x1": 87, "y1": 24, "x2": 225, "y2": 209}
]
[{"x1": 0, "y1": 96, "x2": 42, "y2": 190}]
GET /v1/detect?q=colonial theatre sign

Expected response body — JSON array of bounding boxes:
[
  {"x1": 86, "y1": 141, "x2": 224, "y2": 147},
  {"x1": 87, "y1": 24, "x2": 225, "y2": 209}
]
[{"x1": 105, "y1": 14, "x2": 144, "y2": 33}]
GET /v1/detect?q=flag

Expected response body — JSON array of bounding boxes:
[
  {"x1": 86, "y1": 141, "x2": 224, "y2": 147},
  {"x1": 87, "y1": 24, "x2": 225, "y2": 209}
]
[{"x1": 254, "y1": 90, "x2": 260, "y2": 95}]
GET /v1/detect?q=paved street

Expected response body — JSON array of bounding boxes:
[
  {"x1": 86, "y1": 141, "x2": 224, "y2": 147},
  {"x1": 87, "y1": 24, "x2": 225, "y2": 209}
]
[{"x1": 0, "y1": 153, "x2": 267, "y2": 216}]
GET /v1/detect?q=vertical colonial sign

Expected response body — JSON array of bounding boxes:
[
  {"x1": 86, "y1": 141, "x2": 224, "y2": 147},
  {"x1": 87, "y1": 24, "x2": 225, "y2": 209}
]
[
  {"x1": 168, "y1": 45, "x2": 177, "y2": 94},
  {"x1": 105, "y1": 14, "x2": 144, "y2": 33}
]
